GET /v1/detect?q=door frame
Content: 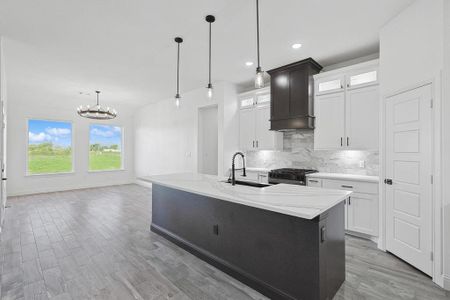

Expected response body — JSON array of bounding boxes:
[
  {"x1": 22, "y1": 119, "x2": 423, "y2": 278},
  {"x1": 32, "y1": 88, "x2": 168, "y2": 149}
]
[{"x1": 380, "y1": 78, "x2": 444, "y2": 287}]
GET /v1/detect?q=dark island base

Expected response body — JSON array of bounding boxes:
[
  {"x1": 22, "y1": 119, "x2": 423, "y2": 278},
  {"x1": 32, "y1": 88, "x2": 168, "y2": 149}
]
[{"x1": 151, "y1": 184, "x2": 345, "y2": 300}]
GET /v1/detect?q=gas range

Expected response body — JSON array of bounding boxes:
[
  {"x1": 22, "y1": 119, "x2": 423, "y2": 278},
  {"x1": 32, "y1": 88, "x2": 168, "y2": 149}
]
[{"x1": 268, "y1": 168, "x2": 318, "y2": 186}]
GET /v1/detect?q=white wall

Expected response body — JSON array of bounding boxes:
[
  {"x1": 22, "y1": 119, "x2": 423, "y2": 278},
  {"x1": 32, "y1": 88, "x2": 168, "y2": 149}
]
[
  {"x1": 134, "y1": 82, "x2": 238, "y2": 181},
  {"x1": 7, "y1": 94, "x2": 135, "y2": 196},
  {"x1": 379, "y1": 0, "x2": 447, "y2": 288},
  {"x1": 443, "y1": 0, "x2": 450, "y2": 289}
]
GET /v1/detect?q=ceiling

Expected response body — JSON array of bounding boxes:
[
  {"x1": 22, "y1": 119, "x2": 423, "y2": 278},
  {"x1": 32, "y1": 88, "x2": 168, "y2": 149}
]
[{"x1": 0, "y1": 0, "x2": 414, "y2": 108}]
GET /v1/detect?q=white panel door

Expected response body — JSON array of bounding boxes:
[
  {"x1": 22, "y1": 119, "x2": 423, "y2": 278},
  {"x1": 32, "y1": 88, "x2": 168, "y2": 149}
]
[
  {"x1": 255, "y1": 105, "x2": 272, "y2": 150},
  {"x1": 346, "y1": 85, "x2": 379, "y2": 149},
  {"x1": 239, "y1": 108, "x2": 255, "y2": 150},
  {"x1": 385, "y1": 84, "x2": 433, "y2": 276},
  {"x1": 314, "y1": 92, "x2": 345, "y2": 150},
  {"x1": 347, "y1": 193, "x2": 378, "y2": 236}
]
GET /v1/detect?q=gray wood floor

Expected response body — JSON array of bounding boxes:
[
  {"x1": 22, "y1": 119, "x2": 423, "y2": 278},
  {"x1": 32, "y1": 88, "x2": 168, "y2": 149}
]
[{"x1": 1, "y1": 184, "x2": 449, "y2": 300}]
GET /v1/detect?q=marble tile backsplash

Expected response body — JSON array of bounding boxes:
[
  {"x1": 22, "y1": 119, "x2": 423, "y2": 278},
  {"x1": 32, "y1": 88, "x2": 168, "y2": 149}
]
[{"x1": 245, "y1": 130, "x2": 379, "y2": 176}]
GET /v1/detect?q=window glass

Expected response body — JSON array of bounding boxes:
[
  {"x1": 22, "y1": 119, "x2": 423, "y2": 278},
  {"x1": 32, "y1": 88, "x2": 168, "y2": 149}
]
[
  {"x1": 89, "y1": 124, "x2": 122, "y2": 171},
  {"x1": 28, "y1": 119, "x2": 72, "y2": 174},
  {"x1": 318, "y1": 79, "x2": 342, "y2": 93},
  {"x1": 240, "y1": 97, "x2": 254, "y2": 108},
  {"x1": 349, "y1": 71, "x2": 377, "y2": 87}
]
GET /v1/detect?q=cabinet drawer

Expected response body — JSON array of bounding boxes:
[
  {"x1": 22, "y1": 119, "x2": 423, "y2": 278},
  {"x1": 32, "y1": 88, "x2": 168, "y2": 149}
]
[
  {"x1": 322, "y1": 179, "x2": 378, "y2": 194},
  {"x1": 307, "y1": 178, "x2": 323, "y2": 188}
]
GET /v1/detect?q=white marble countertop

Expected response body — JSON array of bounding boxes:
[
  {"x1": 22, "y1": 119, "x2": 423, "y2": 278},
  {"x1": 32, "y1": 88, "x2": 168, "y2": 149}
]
[
  {"x1": 306, "y1": 172, "x2": 379, "y2": 183},
  {"x1": 139, "y1": 173, "x2": 351, "y2": 220}
]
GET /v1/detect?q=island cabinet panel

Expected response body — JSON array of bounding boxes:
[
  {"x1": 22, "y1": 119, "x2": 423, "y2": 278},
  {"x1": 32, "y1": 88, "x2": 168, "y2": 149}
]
[{"x1": 151, "y1": 184, "x2": 345, "y2": 300}]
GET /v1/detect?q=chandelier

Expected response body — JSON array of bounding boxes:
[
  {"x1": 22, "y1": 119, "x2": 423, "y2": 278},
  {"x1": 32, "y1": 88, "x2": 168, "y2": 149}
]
[{"x1": 77, "y1": 91, "x2": 117, "y2": 120}]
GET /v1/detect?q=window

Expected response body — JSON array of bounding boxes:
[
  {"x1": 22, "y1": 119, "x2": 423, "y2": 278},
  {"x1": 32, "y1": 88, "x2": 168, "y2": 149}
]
[
  {"x1": 349, "y1": 70, "x2": 377, "y2": 87},
  {"x1": 89, "y1": 124, "x2": 122, "y2": 171},
  {"x1": 28, "y1": 119, "x2": 73, "y2": 174},
  {"x1": 240, "y1": 97, "x2": 254, "y2": 108},
  {"x1": 318, "y1": 79, "x2": 343, "y2": 93}
]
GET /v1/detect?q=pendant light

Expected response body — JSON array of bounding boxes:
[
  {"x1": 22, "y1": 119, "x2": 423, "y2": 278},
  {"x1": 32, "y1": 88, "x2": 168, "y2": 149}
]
[
  {"x1": 174, "y1": 37, "x2": 183, "y2": 108},
  {"x1": 77, "y1": 91, "x2": 117, "y2": 120},
  {"x1": 205, "y1": 15, "x2": 215, "y2": 99},
  {"x1": 254, "y1": 0, "x2": 265, "y2": 88}
]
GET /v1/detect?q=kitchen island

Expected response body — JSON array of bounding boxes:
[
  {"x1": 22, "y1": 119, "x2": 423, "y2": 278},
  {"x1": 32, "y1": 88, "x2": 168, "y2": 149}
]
[{"x1": 140, "y1": 173, "x2": 351, "y2": 300}]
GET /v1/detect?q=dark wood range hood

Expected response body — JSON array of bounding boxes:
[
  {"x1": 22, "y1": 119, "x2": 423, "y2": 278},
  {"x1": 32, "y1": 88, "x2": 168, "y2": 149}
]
[{"x1": 268, "y1": 58, "x2": 322, "y2": 131}]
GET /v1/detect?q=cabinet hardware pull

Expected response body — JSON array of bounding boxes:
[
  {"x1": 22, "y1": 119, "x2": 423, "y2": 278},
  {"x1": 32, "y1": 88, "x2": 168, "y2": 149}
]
[
  {"x1": 253, "y1": 141, "x2": 255, "y2": 148},
  {"x1": 213, "y1": 224, "x2": 219, "y2": 235},
  {"x1": 348, "y1": 197, "x2": 351, "y2": 205},
  {"x1": 309, "y1": 180, "x2": 319, "y2": 183},
  {"x1": 256, "y1": 140, "x2": 259, "y2": 148},
  {"x1": 347, "y1": 137, "x2": 349, "y2": 146},
  {"x1": 341, "y1": 185, "x2": 353, "y2": 189},
  {"x1": 340, "y1": 137, "x2": 343, "y2": 147},
  {"x1": 320, "y1": 226, "x2": 326, "y2": 243}
]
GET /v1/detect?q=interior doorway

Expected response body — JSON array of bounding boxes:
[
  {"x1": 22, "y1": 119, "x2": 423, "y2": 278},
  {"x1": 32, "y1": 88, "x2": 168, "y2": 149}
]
[{"x1": 198, "y1": 105, "x2": 218, "y2": 175}]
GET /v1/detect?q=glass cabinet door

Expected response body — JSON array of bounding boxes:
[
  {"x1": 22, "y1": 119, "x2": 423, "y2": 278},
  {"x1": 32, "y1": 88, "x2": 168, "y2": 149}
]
[{"x1": 347, "y1": 69, "x2": 378, "y2": 88}]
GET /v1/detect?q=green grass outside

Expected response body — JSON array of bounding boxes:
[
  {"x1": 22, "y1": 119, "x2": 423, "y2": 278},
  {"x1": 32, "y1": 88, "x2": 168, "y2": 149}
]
[
  {"x1": 28, "y1": 153, "x2": 72, "y2": 174},
  {"x1": 27, "y1": 151, "x2": 121, "y2": 174},
  {"x1": 89, "y1": 151, "x2": 122, "y2": 171}
]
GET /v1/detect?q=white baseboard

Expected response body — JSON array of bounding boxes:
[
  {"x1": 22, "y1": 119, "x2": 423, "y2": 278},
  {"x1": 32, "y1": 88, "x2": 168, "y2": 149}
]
[
  {"x1": 7, "y1": 181, "x2": 136, "y2": 197},
  {"x1": 443, "y1": 275, "x2": 450, "y2": 291},
  {"x1": 135, "y1": 179, "x2": 152, "y2": 188}
]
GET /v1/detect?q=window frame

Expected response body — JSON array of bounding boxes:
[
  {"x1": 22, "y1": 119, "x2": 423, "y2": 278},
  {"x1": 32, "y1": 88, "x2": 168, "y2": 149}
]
[
  {"x1": 88, "y1": 123, "x2": 125, "y2": 173},
  {"x1": 26, "y1": 118, "x2": 75, "y2": 176}
]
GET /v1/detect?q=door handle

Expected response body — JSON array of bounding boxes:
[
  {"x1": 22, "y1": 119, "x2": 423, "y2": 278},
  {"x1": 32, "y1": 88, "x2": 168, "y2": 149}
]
[
  {"x1": 320, "y1": 226, "x2": 326, "y2": 243},
  {"x1": 384, "y1": 178, "x2": 393, "y2": 185},
  {"x1": 340, "y1": 137, "x2": 343, "y2": 147},
  {"x1": 347, "y1": 137, "x2": 349, "y2": 146}
]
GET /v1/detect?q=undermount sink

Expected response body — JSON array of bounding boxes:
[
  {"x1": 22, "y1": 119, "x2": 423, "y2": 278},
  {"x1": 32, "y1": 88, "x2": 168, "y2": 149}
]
[{"x1": 224, "y1": 179, "x2": 270, "y2": 188}]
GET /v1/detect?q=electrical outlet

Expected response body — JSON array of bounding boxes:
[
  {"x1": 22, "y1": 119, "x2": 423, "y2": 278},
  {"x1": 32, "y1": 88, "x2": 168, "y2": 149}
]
[{"x1": 359, "y1": 160, "x2": 366, "y2": 168}]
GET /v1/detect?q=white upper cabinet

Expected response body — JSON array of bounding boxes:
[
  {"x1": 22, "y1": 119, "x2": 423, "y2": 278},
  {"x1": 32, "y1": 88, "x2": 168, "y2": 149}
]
[
  {"x1": 239, "y1": 88, "x2": 282, "y2": 151},
  {"x1": 313, "y1": 60, "x2": 379, "y2": 150}
]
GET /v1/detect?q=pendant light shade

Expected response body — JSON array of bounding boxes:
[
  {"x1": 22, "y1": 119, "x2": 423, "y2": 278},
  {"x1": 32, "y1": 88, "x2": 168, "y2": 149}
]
[
  {"x1": 77, "y1": 91, "x2": 117, "y2": 120},
  {"x1": 205, "y1": 15, "x2": 215, "y2": 99},
  {"x1": 174, "y1": 37, "x2": 183, "y2": 108},
  {"x1": 254, "y1": 0, "x2": 265, "y2": 88}
]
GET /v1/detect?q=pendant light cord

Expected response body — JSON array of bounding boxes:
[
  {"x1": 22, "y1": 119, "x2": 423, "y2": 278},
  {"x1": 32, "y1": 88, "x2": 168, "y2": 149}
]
[
  {"x1": 96, "y1": 91, "x2": 100, "y2": 106},
  {"x1": 208, "y1": 22, "x2": 212, "y2": 85},
  {"x1": 176, "y1": 42, "x2": 180, "y2": 95},
  {"x1": 256, "y1": 0, "x2": 261, "y2": 69}
]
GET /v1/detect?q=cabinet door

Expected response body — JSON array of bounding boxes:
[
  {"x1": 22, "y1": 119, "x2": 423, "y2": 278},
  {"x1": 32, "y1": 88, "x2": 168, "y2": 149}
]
[
  {"x1": 255, "y1": 105, "x2": 277, "y2": 150},
  {"x1": 346, "y1": 85, "x2": 379, "y2": 149},
  {"x1": 315, "y1": 76, "x2": 345, "y2": 95},
  {"x1": 347, "y1": 193, "x2": 378, "y2": 236},
  {"x1": 314, "y1": 92, "x2": 345, "y2": 150},
  {"x1": 239, "y1": 108, "x2": 256, "y2": 150}
]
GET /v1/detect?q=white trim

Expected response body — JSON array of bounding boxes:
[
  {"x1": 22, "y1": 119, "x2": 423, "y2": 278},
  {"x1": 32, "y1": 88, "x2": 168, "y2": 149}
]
[
  {"x1": 314, "y1": 59, "x2": 379, "y2": 80},
  {"x1": 135, "y1": 178, "x2": 152, "y2": 188},
  {"x1": 443, "y1": 275, "x2": 450, "y2": 291},
  {"x1": 7, "y1": 180, "x2": 135, "y2": 197}
]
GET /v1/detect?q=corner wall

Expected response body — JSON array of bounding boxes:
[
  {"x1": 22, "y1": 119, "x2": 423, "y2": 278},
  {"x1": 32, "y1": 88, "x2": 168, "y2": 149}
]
[{"x1": 134, "y1": 82, "x2": 239, "y2": 181}]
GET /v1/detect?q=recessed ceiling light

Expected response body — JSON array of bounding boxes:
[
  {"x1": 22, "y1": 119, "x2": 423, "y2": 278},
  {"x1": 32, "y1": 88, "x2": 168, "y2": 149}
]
[
  {"x1": 292, "y1": 43, "x2": 302, "y2": 49},
  {"x1": 245, "y1": 61, "x2": 254, "y2": 66}
]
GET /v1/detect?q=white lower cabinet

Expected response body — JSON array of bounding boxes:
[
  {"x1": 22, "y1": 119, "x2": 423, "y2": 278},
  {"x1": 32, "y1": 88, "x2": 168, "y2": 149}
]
[{"x1": 307, "y1": 177, "x2": 379, "y2": 238}]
